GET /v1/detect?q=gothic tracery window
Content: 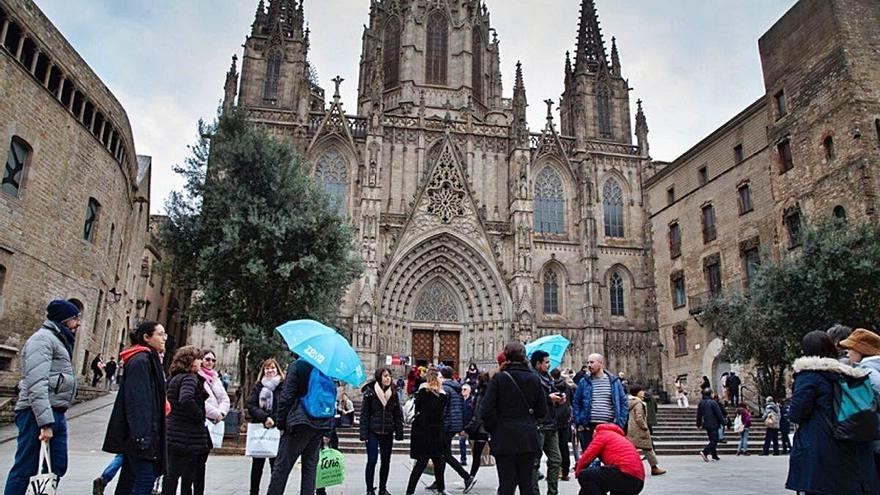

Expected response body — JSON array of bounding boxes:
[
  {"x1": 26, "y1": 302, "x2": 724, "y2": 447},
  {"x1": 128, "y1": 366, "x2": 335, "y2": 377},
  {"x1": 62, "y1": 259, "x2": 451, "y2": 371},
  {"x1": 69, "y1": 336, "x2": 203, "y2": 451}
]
[
  {"x1": 315, "y1": 149, "x2": 348, "y2": 216},
  {"x1": 597, "y1": 85, "x2": 612, "y2": 138},
  {"x1": 534, "y1": 167, "x2": 565, "y2": 234},
  {"x1": 603, "y1": 179, "x2": 625, "y2": 238},
  {"x1": 263, "y1": 50, "x2": 282, "y2": 105},
  {"x1": 543, "y1": 269, "x2": 560, "y2": 315},
  {"x1": 610, "y1": 272, "x2": 625, "y2": 317},
  {"x1": 3, "y1": 136, "x2": 29, "y2": 197},
  {"x1": 472, "y1": 28, "x2": 483, "y2": 103},
  {"x1": 425, "y1": 11, "x2": 448, "y2": 86},
  {"x1": 383, "y1": 19, "x2": 401, "y2": 88},
  {"x1": 414, "y1": 280, "x2": 459, "y2": 322}
]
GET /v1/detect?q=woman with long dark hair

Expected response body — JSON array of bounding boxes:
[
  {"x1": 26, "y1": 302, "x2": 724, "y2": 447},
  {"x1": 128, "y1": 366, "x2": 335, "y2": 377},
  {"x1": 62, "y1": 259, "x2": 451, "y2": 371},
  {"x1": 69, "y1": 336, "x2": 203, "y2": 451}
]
[
  {"x1": 102, "y1": 321, "x2": 168, "y2": 494},
  {"x1": 245, "y1": 358, "x2": 285, "y2": 495},
  {"x1": 360, "y1": 367, "x2": 404, "y2": 495},
  {"x1": 405, "y1": 368, "x2": 448, "y2": 495},
  {"x1": 463, "y1": 372, "x2": 490, "y2": 492},
  {"x1": 479, "y1": 342, "x2": 547, "y2": 495},
  {"x1": 162, "y1": 346, "x2": 211, "y2": 495},
  {"x1": 785, "y1": 330, "x2": 879, "y2": 494}
]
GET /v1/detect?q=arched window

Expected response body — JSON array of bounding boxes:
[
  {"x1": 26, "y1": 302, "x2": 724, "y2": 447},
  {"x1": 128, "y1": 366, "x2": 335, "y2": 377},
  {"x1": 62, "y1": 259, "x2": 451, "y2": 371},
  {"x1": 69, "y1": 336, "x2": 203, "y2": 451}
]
[
  {"x1": 603, "y1": 179, "x2": 625, "y2": 238},
  {"x1": 315, "y1": 149, "x2": 348, "y2": 216},
  {"x1": 3, "y1": 136, "x2": 30, "y2": 198},
  {"x1": 610, "y1": 272, "x2": 625, "y2": 316},
  {"x1": 425, "y1": 11, "x2": 448, "y2": 85},
  {"x1": 472, "y1": 28, "x2": 483, "y2": 103},
  {"x1": 414, "y1": 279, "x2": 459, "y2": 322},
  {"x1": 823, "y1": 136, "x2": 835, "y2": 161},
  {"x1": 833, "y1": 205, "x2": 847, "y2": 221},
  {"x1": 383, "y1": 19, "x2": 401, "y2": 88},
  {"x1": 263, "y1": 50, "x2": 282, "y2": 105},
  {"x1": 534, "y1": 167, "x2": 565, "y2": 234},
  {"x1": 597, "y1": 85, "x2": 612, "y2": 138},
  {"x1": 543, "y1": 269, "x2": 559, "y2": 315}
]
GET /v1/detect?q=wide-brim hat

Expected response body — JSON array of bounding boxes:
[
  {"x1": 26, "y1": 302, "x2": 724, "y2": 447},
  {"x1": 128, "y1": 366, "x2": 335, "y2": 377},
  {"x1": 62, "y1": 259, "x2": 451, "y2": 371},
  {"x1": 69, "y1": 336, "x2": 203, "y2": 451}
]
[{"x1": 839, "y1": 328, "x2": 880, "y2": 357}]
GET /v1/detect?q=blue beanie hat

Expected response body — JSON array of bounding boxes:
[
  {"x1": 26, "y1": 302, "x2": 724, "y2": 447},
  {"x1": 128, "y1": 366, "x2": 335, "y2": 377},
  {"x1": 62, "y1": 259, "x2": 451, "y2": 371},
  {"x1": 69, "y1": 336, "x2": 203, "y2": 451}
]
[{"x1": 47, "y1": 300, "x2": 80, "y2": 323}]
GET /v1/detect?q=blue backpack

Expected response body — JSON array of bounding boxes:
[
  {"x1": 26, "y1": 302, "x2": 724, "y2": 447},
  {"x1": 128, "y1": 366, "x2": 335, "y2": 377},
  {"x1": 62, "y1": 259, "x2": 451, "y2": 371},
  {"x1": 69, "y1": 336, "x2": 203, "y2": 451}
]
[
  {"x1": 302, "y1": 368, "x2": 337, "y2": 419},
  {"x1": 822, "y1": 373, "x2": 880, "y2": 443}
]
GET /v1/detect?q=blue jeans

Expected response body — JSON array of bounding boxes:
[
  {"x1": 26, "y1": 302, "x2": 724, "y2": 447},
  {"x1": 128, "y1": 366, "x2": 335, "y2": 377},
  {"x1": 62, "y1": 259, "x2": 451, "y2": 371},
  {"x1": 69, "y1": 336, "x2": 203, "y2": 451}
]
[
  {"x1": 459, "y1": 435, "x2": 467, "y2": 463},
  {"x1": 4, "y1": 409, "x2": 68, "y2": 495},
  {"x1": 101, "y1": 454, "x2": 124, "y2": 484},
  {"x1": 738, "y1": 429, "x2": 750, "y2": 453},
  {"x1": 116, "y1": 456, "x2": 159, "y2": 495}
]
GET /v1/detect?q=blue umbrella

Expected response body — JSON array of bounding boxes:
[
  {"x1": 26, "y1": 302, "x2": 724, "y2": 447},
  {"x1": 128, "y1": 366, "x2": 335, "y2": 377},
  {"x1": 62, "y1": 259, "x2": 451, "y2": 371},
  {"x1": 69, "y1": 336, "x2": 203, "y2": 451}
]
[
  {"x1": 275, "y1": 319, "x2": 366, "y2": 387},
  {"x1": 526, "y1": 335, "x2": 571, "y2": 370}
]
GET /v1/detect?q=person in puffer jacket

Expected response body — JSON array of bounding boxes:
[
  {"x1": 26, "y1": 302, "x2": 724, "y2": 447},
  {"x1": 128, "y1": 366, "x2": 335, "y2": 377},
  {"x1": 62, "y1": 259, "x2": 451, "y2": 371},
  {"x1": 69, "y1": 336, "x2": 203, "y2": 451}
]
[
  {"x1": 359, "y1": 367, "x2": 404, "y2": 495},
  {"x1": 246, "y1": 358, "x2": 285, "y2": 495},
  {"x1": 431, "y1": 367, "x2": 475, "y2": 492},
  {"x1": 574, "y1": 424, "x2": 645, "y2": 495},
  {"x1": 4, "y1": 300, "x2": 80, "y2": 495},
  {"x1": 162, "y1": 346, "x2": 211, "y2": 495},
  {"x1": 195, "y1": 349, "x2": 230, "y2": 494}
]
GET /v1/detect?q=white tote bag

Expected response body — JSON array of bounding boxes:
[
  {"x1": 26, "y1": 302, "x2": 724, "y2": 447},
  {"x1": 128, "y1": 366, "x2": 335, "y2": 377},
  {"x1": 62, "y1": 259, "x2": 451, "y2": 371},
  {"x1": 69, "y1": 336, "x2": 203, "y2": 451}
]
[
  {"x1": 206, "y1": 419, "x2": 225, "y2": 448},
  {"x1": 733, "y1": 414, "x2": 744, "y2": 434},
  {"x1": 245, "y1": 423, "x2": 280, "y2": 459},
  {"x1": 26, "y1": 441, "x2": 57, "y2": 495}
]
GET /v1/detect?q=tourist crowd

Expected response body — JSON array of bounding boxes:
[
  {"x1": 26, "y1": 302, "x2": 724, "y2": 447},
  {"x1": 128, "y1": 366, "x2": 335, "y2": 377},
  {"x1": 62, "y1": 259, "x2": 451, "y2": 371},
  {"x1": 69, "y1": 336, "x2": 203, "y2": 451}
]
[{"x1": 5, "y1": 300, "x2": 880, "y2": 495}]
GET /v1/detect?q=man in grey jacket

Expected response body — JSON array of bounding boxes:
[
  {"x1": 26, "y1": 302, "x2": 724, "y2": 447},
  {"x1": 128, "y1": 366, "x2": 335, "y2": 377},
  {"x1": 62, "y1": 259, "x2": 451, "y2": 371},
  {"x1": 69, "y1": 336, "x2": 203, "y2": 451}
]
[{"x1": 4, "y1": 300, "x2": 80, "y2": 495}]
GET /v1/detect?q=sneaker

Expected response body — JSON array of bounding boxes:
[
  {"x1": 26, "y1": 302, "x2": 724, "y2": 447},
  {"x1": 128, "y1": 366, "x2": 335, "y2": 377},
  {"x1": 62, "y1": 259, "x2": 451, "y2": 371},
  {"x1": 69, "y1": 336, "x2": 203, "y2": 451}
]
[
  {"x1": 560, "y1": 475, "x2": 570, "y2": 482},
  {"x1": 699, "y1": 451, "x2": 709, "y2": 463},
  {"x1": 463, "y1": 477, "x2": 477, "y2": 494},
  {"x1": 651, "y1": 466, "x2": 667, "y2": 476},
  {"x1": 93, "y1": 478, "x2": 106, "y2": 495}
]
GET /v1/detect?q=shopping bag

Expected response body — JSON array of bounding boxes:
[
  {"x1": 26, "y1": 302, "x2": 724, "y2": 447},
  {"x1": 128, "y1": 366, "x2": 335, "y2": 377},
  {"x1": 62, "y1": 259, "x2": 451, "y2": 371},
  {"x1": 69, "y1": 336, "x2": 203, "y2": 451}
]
[
  {"x1": 245, "y1": 423, "x2": 280, "y2": 458},
  {"x1": 733, "y1": 415, "x2": 744, "y2": 434},
  {"x1": 315, "y1": 448, "x2": 345, "y2": 489},
  {"x1": 206, "y1": 419, "x2": 225, "y2": 448},
  {"x1": 26, "y1": 441, "x2": 57, "y2": 495}
]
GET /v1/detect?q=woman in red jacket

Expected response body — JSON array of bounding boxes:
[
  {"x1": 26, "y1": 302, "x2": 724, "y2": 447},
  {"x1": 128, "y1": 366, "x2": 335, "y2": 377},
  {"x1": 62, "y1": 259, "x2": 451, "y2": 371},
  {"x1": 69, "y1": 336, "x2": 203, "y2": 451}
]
[{"x1": 574, "y1": 423, "x2": 644, "y2": 495}]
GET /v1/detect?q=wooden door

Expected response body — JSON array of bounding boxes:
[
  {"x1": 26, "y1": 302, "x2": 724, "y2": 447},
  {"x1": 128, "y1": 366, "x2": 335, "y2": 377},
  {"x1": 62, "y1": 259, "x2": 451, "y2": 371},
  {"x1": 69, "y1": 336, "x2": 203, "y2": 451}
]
[
  {"x1": 438, "y1": 331, "x2": 460, "y2": 372},
  {"x1": 412, "y1": 330, "x2": 433, "y2": 367}
]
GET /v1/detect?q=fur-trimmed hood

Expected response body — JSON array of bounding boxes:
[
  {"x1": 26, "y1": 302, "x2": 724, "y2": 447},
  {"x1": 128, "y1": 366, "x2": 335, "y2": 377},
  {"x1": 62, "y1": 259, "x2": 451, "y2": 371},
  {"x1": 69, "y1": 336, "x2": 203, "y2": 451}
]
[{"x1": 792, "y1": 356, "x2": 869, "y2": 378}]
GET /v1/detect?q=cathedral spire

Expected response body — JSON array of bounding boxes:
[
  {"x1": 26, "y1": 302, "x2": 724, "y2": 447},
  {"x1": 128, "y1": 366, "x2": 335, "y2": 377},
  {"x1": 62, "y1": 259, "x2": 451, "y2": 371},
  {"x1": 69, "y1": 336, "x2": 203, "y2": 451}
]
[
  {"x1": 635, "y1": 99, "x2": 649, "y2": 157},
  {"x1": 252, "y1": 0, "x2": 267, "y2": 35},
  {"x1": 574, "y1": 0, "x2": 607, "y2": 73},
  {"x1": 512, "y1": 61, "x2": 528, "y2": 141},
  {"x1": 223, "y1": 55, "x2": 239, "y2": 114},
  {"x1": 610, "y1": 36, "x2": 620, "y2": 74}
]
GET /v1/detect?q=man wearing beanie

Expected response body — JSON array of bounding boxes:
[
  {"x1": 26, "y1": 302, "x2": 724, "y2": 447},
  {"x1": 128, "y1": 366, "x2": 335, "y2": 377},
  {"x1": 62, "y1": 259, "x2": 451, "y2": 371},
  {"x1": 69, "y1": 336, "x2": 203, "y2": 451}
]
[{"x1": 4, "y1": 299, "x2": 81, "y2": 495}]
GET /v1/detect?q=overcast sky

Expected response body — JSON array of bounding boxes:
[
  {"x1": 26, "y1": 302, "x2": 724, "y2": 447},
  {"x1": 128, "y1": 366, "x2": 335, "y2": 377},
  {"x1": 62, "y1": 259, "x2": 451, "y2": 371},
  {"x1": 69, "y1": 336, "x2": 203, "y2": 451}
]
[{"x1": 35, "y1": 0, "x2": 798, "y2": 214}]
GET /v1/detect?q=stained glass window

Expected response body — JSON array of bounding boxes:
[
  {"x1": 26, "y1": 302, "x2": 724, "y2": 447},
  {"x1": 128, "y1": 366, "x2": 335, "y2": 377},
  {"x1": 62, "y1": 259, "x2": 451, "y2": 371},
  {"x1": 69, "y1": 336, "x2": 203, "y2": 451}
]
[
  {"x1": 425, "y1": 11, "x2": 448, "y2": 85},
  {"x1": 610, "y1": 272, "x2": 625, "y2": 316},
  {"x1": 315, "y1": 149, "x2": 348, "y2": 216},
  {"x1": 383, "y1": 19, "x2": 401, "y2": 88},
  {"x1": 603, "y1": 179, "x2": 624, "y2": 238},
  {"x1": 544, "y1": 270, "x2": 559, "y2": 315},
  {"x1": 535, "y1": 167, "x2": 565, "y2": 234},
  {"x1": 263, "y1": 50, "x2": 282, "y2": 105}
]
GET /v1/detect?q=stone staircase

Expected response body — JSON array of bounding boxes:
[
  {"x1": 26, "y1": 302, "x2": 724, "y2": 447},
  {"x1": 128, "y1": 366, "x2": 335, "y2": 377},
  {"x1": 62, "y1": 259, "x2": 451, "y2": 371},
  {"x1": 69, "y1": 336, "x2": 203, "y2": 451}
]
[
  {"x1": 0, "y1": 385, "x2": 110, "y2": 424},
  {"x1": 217, "y1": 401, "x2": 770, "y2": 457}
]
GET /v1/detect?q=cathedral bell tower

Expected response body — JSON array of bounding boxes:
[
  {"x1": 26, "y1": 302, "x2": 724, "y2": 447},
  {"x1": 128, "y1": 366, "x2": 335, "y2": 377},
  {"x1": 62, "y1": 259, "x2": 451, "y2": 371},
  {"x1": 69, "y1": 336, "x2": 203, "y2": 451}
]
[
  {"x1": 237, "y1": 0, "x2": 321, "y2": 117},
  {"x1": 356, "y1": 0, "x2": 504, "y2": 122},
  {"x1": 560, "y1": 0, "x2": 632, "y2": 144}
]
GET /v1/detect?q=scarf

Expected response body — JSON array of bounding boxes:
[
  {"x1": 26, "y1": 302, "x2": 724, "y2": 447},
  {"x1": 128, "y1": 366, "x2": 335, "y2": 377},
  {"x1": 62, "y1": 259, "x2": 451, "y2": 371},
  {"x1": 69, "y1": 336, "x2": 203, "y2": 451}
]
[
  {"x1": 260, "y1": 375, "x2": 282, "y2": 411},
  {"x1": 199, "y1": 367, "x2": 217, "y2": 384},
  {"x1": 49, "y1": 321, "x2": 76, "y2": 357},
  {"x1": 374, "y1": 382, "x2": 393, "y2": 408}
]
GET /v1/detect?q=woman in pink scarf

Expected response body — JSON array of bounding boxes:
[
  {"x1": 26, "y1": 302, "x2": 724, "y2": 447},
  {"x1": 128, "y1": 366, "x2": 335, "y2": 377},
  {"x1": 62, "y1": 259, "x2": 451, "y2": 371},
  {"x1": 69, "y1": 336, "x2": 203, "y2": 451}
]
[{"x1": 194, "y1": 349, "x2": 230, "y2": 494}]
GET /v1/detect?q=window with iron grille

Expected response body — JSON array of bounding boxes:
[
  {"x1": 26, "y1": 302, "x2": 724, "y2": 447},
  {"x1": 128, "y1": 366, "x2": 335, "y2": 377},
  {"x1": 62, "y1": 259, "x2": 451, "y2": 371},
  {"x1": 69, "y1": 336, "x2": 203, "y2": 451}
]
[{"x1": 425, "y1": 12, "x2": 448, "y2": 85}]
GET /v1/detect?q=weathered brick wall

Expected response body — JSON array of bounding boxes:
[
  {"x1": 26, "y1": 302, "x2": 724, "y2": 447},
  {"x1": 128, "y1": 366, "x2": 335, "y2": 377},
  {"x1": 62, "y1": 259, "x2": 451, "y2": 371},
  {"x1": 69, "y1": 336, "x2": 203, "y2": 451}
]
[{"x1": 0, "y1": 0, "x2": 148, "y2": 389}]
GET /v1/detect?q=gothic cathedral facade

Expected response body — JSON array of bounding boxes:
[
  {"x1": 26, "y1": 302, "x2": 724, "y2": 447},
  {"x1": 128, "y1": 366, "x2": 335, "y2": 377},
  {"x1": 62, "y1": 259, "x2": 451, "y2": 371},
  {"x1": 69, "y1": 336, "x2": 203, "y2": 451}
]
[{"x1": 222, "y1": 0, "x2": 661, "y2": 382}]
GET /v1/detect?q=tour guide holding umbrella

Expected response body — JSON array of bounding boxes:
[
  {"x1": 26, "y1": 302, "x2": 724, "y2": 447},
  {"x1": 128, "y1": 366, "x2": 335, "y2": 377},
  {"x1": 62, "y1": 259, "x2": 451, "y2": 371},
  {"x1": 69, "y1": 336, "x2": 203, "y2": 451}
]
[{"x1": 266, "y1": 320, "x2": 367, "y2": 495}]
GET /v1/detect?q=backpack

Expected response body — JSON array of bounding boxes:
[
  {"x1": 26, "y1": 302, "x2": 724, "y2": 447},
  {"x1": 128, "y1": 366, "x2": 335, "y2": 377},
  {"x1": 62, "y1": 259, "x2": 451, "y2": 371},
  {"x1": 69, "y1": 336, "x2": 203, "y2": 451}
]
[
  {"x1": 301, "y1": 368, "x2": 337, "y2": 419},
  {"x1": 402, "y1": 397, "x2": 416, "y2": 425},
  {"x1": 764, "y1": 410, "x2": 780, "y2": 429},
  {"x1": 822, "y1": 373, "x2": 880, "y2": 443}
]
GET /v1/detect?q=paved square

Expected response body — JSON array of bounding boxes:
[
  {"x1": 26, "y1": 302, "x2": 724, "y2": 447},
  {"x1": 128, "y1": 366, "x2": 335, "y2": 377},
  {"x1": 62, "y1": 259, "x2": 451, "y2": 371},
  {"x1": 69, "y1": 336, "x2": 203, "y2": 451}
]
[{"x1": 0, "y1": 396, "x2": 792, "y2": 494}]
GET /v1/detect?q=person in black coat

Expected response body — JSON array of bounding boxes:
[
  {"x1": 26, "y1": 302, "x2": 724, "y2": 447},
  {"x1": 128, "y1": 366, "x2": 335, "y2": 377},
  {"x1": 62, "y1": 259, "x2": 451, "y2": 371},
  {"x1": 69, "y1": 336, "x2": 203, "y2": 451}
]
[
  {"x1": 245, "y1": 358, "x2": 285, "y2": 495},
  {"x1": 162, "y1": 346, "x2": 211, "y2": 495},
  {"x1": 696, "y1": 388, "x2": 725, "y2": 462},
  {"x1": 479, "y1": 342, "x2": 548, "y2": 495},
  {"x1": 551, "y1": 368, "x2": 575, "y2": 480},
  {"x1": 785, "y1": 331, "x2": 879, "y2": 495},
  {"x1": 102, "y1": 321, "x2": 168, "y2": 495},
  {"x1": 360, "y1": 367, "x2": 404, "y2": 495},
  {"x1": 405, "y1": 368, "x2": 448, "y2": 495},
  {"x1": 465, "y1": 372, "x2": 491, "y2": 483}
]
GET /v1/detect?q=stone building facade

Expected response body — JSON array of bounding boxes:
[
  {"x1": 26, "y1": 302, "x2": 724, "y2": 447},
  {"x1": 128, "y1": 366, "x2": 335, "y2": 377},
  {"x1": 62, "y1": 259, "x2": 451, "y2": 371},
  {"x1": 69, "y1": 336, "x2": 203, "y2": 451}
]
[
  {"x1": 0, "y1": 0, "x2": 151, "y2": 390},
  {"x1": 223, "y1": 0, "x2": 661, "y2": 379},
  {"x1": 645, "y1": 0, "x2": 880, "y2": 395}
]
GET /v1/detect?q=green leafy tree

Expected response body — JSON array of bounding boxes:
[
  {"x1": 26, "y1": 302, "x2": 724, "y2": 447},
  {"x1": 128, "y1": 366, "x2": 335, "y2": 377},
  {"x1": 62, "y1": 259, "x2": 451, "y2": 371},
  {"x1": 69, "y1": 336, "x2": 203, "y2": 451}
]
[
  {"x1": 704, "y1": 218, "x2": 880, "y2": 398},
  {"x1": 160, "y1": 108, "x2": 362, "y2": 399}
]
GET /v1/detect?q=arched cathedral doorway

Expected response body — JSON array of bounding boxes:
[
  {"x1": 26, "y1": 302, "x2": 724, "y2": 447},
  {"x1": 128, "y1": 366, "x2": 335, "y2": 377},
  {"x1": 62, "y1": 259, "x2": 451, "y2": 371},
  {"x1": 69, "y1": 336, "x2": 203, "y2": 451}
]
[{"x1": 411, "y1": 279, "x2": 462, "y2": 368}]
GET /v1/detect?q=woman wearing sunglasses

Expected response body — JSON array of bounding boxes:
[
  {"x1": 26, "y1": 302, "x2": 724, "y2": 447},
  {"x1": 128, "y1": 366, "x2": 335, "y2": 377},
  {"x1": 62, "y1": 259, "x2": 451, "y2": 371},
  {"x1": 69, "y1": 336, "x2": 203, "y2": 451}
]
[{"x1": 194, "y1": 349, "x2": 230, "y2": 493}]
